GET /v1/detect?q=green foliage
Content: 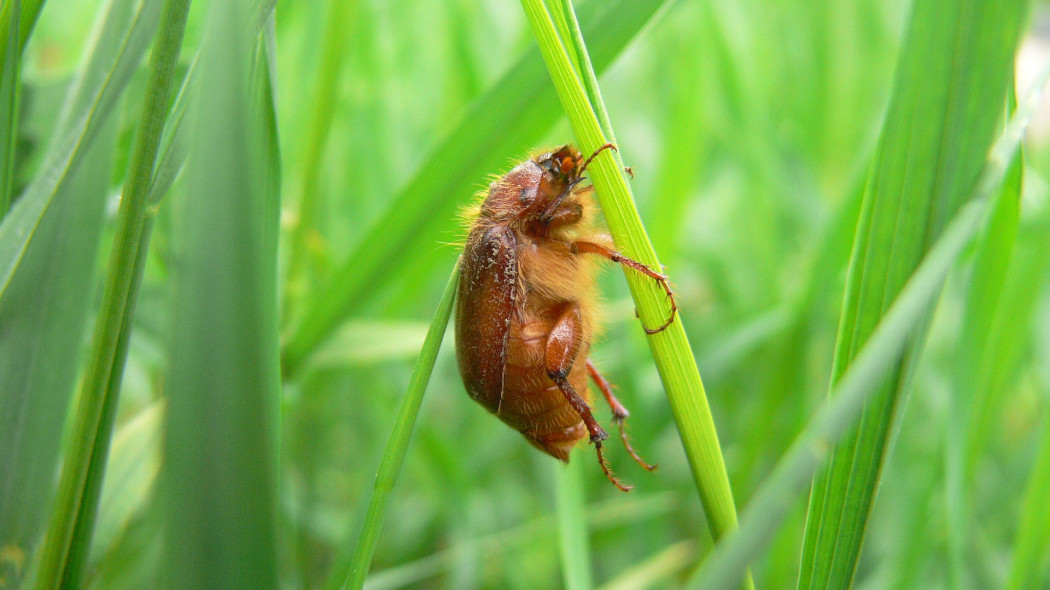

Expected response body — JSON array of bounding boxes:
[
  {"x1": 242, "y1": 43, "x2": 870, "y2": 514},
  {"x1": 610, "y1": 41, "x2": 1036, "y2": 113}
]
[{"x1": 2, "y1": 0, "x2": 1049, "y2": 589}]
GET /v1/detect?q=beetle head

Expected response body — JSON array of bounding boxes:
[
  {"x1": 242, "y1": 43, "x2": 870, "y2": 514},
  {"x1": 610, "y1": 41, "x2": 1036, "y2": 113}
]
[{"x1": 480, "y1": 145, "x2": 584, "y2": 224}]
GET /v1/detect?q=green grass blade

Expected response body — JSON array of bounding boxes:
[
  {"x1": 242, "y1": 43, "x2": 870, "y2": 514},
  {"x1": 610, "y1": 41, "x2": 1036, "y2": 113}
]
[
  {"x1": 31, "y1": 0, "x2": 190, "y2": 586},
  {"x1": 0, "y1": 0, "x2": 162, "y2": 299},
  {"x1": 685, "y1": 80, "x2": 1042, "y2": 585},
  {"x1": 797, "y1": 2, "x2": 1029, "y2": 588},
  {"x1": 339, "y1": 264, "x2": 459, "y2": 590},
  {"x1": 945, "y1": 91, "x2": 1023, "y2": 586},
  {"x1": 281, "y1": 0, "x2": 668, "y2": 372},
  {"x1": 1005, "y1": 406, "x2": 1050, "y2": 590},
  {"x1": 557, "y1": 459, "x2": 593, "y2": 590},
  {"x1": 519, "y1": 1, "x2": 748, "y2": 584},
  {"x1": 162, "y1": 0, "x2": 280, "y2": 586},
  {"x1": 0, "y1": 0, "x2": 42, "y2": 55},
  {"x1": 0, "y1": 0, "x2": 20, "y2": 215},
  {"x1": 0, "y1": 90, "x2": 116, "y2": 590},
  {"x1": 283, "y1": 0, "x2": 357, "y2": 319}
]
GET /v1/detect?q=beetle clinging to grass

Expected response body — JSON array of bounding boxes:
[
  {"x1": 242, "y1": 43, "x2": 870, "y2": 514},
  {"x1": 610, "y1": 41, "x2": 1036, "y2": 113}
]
[{"x1": 454, "y1": 143, "x2": 677, "y2": 491}]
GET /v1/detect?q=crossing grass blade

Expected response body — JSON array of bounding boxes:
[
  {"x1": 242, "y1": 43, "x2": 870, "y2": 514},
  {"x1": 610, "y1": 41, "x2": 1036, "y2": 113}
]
[
  {"x1": 0, "y1": 0, "x2": 162, "y2": 299},
  {"x1": 797, "y1": 2, "x2": 1030, "y2": 588},
  {"x1": 686, "y1": 76, "x2": 1047, "y2": 586}
]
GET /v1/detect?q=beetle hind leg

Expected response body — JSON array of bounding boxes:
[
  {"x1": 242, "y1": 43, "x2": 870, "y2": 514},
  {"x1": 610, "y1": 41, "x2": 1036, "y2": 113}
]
[
  {"x1": 586, "y1": 359, "x2": 656, "y2": 471},
  {"x1": 546, "y1": 304, "x2": 632, "y2": 492}
]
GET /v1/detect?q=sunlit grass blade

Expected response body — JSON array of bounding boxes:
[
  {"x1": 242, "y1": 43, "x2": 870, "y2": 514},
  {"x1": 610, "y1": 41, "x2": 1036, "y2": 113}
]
[
  {"x1": 0, "y1": 0, "x2": 162, "y2": 298},
  {"x1": 162, "y1": 0, "x2": 280, "y2": 587},
  {"x1": 797, "y1": 2, "x2": 1029, "y2": 588},
  {"x1": 338, "y1": 264, "x2": 459, "y2": 590},
  {"x1": 30, "y1": 1, "x2": 190, "y2": 587},
  {"x1": 519, "y1": 1, "x2": 749, "y2": 586},
  {"x1": 557, "y1": 458, "x2": 593, "y2": 590},
  {"x1": 597, "y1": 540, "x2": 694, "y2": 590},
  {"x1": 362, "y1": 493, "x2": 675, "y2": 590},
  {"x1": 282, "y1": 0, "x2": 669, "y2": 371}
]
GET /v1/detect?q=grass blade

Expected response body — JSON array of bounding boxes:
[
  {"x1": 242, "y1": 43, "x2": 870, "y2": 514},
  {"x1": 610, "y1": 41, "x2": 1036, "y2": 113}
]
[
  {"x1": 685, "y1": 75, "x2": 1043, "y2": 586},
  {"x1": 519, "y1": 2, "x2": 749, "y2": 586},
  {"x1": 797, "y1": 2, "x2": 1029, "y2": 587},
  {"x1": 557, "y1": 459, "x2": 593, "y2": 590},
  {"x1": 162, "y1": 0, "x2": 280, "y2": 586},
  {"x1": 1005, "y1": 406, "x2": 1050, "y2": 590},
  {"x1": 282, "y1": 0, "x2": 669, "y2": 371},
  {"x1": 0, "y1": 0, "x2": 162, "y2": 299},
  {"x1": 339, "y1": 264, "x2": 459, "y2": 590},
  {"x1": 0, "y1": 0, "x2": 20, "y2": 215},
  {"x1": 0, "y1": 88, "x2": 117, "y2": 590},
  {"x1": 31, "y1": 0, "x2": 190, "y2": 586}
]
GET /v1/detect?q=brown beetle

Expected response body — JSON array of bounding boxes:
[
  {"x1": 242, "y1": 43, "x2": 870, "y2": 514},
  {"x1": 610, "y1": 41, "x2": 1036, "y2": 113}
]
[{"x1": 454, "y1": 144, "x2": 676, "y2": 491}]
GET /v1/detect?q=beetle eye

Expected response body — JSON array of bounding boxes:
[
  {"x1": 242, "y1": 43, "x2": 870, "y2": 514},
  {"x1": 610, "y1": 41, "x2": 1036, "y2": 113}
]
[{"x1": 560, "y1": 156, "x2": 574, "y2": 175}]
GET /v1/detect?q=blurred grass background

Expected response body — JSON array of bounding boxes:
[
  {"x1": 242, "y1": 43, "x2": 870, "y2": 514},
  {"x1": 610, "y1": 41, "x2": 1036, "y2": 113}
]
[{"x1": 2, "y1": 0, "x2": 1050, "y2": 588}]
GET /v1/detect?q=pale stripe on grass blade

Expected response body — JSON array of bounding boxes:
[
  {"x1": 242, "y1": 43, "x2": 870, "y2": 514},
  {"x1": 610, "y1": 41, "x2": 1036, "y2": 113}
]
[
  {"x1": 519, "y1": 3, "x2": 750, "y2": 588},
  {"x1": 340, "y1": 264, "x2": 459, "y2": 590},
  {"x1": 30, "y1": 0, "x2": 189, "y2": 587},
  {"x1": 163, "y1": 0, "x2": 281, "y2": 587},
  {"x1": 282, "y1": 0, "x2": 669, "y2": 371},
  {"x1": 945, "y1": 88, "x2": 1023, "y2": 586},
  {"x1": 797, "y1": 2, "x2": 1029, "y2": 588}
]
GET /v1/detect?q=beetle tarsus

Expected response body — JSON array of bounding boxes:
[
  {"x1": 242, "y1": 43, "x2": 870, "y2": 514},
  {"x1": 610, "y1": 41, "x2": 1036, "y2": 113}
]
[
  {"x1": 587, "y1": 358, "x2": 656, "y2": 472},
  {"x1": 595, "y1": 441, "x2": 633, "y2": 492}
]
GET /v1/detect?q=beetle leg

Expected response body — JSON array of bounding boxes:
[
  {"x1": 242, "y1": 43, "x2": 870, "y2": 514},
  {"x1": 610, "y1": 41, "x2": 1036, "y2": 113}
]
[
  {"x1": 546, "y1": 304, "x2": 632, "y2": 492},
  {"x1": 586, "y1": 359, "x2": 656, "y2": 471},
  {"x1": 572, "y1": 239, "x2": 678, "y2": 334}
]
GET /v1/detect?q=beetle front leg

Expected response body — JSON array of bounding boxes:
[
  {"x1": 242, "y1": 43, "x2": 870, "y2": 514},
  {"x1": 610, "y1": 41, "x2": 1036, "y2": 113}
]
[
  {"x1": 573, "y1": 239, "x2": 677, "y2": 334},
  {"x1": 545, "y1": 304, "x2": 632, "y2": 492}
]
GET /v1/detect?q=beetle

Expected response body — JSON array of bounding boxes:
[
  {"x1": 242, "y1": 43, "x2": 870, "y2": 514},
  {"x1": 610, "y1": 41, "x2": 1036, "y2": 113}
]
[{"x1": 454, "y1": 143, "x2": 676, "y2": 491}]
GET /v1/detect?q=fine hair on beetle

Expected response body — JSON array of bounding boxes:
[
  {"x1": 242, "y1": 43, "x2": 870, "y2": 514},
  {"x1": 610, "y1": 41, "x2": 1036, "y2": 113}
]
[{"x1": 454, "y1": 143, "x2": 677, "y2": 491}]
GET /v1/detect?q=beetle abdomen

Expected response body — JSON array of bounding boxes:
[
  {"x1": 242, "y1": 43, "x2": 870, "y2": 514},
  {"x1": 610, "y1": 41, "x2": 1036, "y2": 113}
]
[{"x1": 498, "y1": 314, "x2": 591, "y2": 462}]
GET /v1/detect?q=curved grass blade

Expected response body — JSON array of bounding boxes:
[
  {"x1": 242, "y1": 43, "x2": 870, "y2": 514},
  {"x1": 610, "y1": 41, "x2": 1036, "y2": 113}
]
[
  {"x1": 339, "y1": 264, "x2": 459, "y2": 590},
  {"x1": 519, "y1": 3, "x2": 750, "y2": 588}
]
